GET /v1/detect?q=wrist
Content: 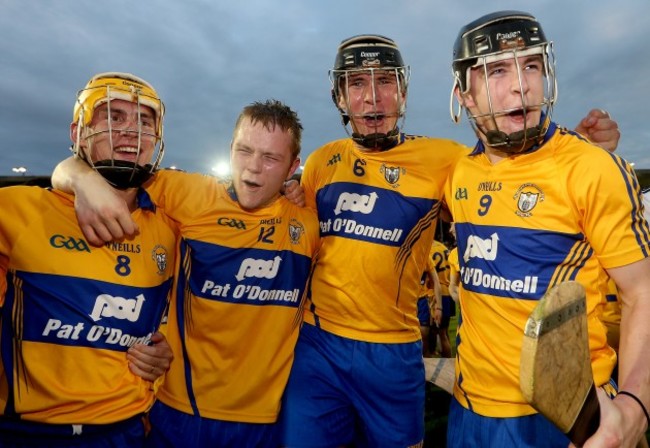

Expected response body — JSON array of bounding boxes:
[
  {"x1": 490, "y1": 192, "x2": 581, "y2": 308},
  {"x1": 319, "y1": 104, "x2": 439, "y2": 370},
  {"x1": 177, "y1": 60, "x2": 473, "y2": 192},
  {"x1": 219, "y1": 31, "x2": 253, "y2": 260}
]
[{"x1": 616, "y1": 390, "x2": 650, "y2": 431}]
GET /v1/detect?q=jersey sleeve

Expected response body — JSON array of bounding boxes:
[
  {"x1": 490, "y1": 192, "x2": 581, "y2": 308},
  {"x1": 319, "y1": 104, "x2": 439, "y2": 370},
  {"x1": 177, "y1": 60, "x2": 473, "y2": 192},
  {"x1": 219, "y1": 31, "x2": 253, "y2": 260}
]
[
  {"x1": 566, "y1": 149, "x2": 650, "y2": 268},
  {"x1": 146, "y1": 170, "x2": 222, "y2": 221},
  {"x1": 0, "y1": 187, "x2": 34, "y2": 258}
]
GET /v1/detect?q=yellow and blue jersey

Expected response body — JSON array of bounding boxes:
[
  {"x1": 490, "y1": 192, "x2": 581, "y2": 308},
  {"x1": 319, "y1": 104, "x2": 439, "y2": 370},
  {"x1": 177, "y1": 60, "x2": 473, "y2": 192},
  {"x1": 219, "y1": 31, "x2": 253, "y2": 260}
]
[
  {"x1": 430, "y1": 240, "x2": 451, "y2": 297},
  {"x1": 446, "y1": 122, "x2": 650, "y2": 417},
  {"x1": 146, "y1": 170, "x2": 319, "y2": 423},
  {"x1": 301, "y1": 135, "x2": 467, "y2": 343},
  {"x1": 418, "y1": 240, "x2": 451, "y2": 303},
  {"x1": 0, "y1": 186, "x2": 176, "y2": 424}
]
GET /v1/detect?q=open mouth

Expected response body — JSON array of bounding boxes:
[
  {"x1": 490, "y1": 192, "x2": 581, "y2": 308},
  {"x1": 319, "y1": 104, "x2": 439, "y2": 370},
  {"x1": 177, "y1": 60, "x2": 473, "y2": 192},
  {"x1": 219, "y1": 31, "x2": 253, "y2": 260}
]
[
  {"x1": 363, "y1": 113, "x2": 385, "y2": 127},
  {"x1": 507, "y1": 108, "x2": 527, "y2": 118},
  {"x1": 242, "y1": 180, "x2": 261, "y2": 188},
  {"x1": 113, "y1": 147, "x2": 141, "y2": 162},
  {"x1": 115, "y1": 146, "x2": 140, "y2": 154},
  {"x1": 503, "y1": 108, "x2": 534, "y2": 124}
]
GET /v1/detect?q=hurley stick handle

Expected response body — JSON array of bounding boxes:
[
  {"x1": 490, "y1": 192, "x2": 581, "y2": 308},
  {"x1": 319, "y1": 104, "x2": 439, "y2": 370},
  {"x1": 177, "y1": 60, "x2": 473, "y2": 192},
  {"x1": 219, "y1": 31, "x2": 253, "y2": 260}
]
[{"x1": 566, "y1": 383, "x2": 600, "y2": 447}]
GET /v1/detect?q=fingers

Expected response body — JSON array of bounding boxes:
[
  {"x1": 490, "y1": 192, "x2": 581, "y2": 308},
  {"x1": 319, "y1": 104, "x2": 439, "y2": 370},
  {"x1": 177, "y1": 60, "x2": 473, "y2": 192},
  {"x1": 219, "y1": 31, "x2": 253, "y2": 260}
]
[
  {"x1": 78, "y1": 209, "x2": 139, "y2": 245},
  {"x1": 80, "y1": 224, "x2": 105, "y2": 247},
  {"x1": 127, "y1": 349, "x2": 170, "y2": 382},
  {"x1": 592, "y1": 108, "x2": 610, "y2": 119},
  {"x1": 283, "y1": 179, "x2": 298, "y2": 191},
  {"x1": 115, "y1": 213, "x2": 139, "y2": 238},
  {"x1": 576, "y1": 109, "x2": 611, "y2": 130},
  {"x1": 127, "y1": 332, "x2": 174, "y2": 382},
  {"x1": 72, "y1": 178, "x2": 138, "y2": 243},
  {"x1": 127, "y1": 356, "x2": 160, "y2": 382},
  {"x1": 79, "y1": 215, "x2": 137, "y2": 245},
  {"x1": 574, "y1": 109, "x2": 620, "y2": 153},
  {"x1": 283, "y1": 179, "x2": 306, "y2": 207}
]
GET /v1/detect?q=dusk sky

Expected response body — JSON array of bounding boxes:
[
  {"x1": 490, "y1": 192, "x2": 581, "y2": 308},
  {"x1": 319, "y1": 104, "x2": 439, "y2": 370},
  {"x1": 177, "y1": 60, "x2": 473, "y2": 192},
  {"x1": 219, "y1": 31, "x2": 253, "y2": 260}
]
[{"x1": 1, "y1": 0, "x2": 648, "y2": 175}]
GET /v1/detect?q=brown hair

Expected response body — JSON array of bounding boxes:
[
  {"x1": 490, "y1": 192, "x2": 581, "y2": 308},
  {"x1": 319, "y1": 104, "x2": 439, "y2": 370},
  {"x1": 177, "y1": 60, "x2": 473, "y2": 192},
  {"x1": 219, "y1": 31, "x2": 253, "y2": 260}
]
[{"x1": 233, "y1": 99, "x2": 303, "y2": 160}]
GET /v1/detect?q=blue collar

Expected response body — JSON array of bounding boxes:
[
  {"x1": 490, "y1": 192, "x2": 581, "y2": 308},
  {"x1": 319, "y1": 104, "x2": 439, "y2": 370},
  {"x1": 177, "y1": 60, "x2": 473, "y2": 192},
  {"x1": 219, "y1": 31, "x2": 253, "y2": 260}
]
[{"x1": 136, "y1": 188, "x2": 157, "y2": 211}]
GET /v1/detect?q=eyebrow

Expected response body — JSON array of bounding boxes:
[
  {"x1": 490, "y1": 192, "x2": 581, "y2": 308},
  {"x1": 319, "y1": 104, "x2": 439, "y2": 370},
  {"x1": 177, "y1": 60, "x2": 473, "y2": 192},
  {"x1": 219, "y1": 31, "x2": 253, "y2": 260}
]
[
  {"x1": 96, "y1": 103, "x2": 155, "y2": 119},
  {"x1": 348, "y1": 69, "x2": 396, "y2": 78},
  {"x1": 490, "y1": 54, "x2": 543, "y2": 67}
]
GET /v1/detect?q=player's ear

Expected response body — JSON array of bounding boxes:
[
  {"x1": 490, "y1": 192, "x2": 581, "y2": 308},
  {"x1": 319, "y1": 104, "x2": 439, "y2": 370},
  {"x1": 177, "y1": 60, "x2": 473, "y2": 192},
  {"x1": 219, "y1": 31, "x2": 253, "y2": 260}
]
[
  {"x1": 455, "y1": 85, "x2": 475, "y2": 109},
  {"x1": 70, "y1": 122, "x2": 78, "y2": 144},
  {"x1": 286, "y1": 157, "x2": 301, "y2": 180},
  {"x1": 334, "y1": 88, "x2": 348, "y2": 113}
]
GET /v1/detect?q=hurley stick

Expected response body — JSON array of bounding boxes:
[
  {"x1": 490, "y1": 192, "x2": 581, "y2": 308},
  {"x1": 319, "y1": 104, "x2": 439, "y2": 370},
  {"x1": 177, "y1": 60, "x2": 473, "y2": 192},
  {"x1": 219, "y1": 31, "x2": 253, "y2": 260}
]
[
  {"x1": 520, "y1": 281, "x2": 599, "y2": 446},
  {"x1": 423, "y1": 357, "x2": 455, "y2": 395}
]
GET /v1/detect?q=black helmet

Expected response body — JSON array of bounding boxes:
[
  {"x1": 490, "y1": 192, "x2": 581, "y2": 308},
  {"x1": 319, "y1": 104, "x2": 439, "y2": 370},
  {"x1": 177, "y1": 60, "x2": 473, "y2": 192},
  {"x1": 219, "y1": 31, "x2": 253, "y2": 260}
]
[
  {"x1": 330, "y1": 35, "x2": 410, "y2": 151},
  {"x1": 450, "y1": 11, "x2": 557, "y2": 153},
  {"x1": 452, "y1": 11, "x2": 548, "y2": 93},
  {"x1": 333, "y1": 34, "x2": 405, "y2": 73}
]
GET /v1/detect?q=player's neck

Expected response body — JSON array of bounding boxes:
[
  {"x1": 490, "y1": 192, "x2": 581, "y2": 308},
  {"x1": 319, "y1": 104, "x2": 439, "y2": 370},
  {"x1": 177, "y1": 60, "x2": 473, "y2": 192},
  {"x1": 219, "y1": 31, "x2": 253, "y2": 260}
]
[
  {"x1": 484, "y1": 147, "x2": 510, "y2": 164},
  {"x1": 118, "y1": 188, "x2": 139, "y2": 213}
]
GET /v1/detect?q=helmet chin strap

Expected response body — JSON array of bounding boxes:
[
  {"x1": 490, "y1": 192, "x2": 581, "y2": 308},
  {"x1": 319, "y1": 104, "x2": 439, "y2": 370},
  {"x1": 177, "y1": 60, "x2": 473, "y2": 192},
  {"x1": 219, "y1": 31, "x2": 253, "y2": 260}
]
[
  {"x1": 76, "y1": 123, "x2": 159, "y2": 190},
  {"x1": 93, "y1": 160, "x2": 155, "y2": 190},
  {"x1": 352, "y1": 127, "x2": 400, "y2": 151},
  {"x1": 484, "y1": 123, "x2": 545, "y2": 154}
]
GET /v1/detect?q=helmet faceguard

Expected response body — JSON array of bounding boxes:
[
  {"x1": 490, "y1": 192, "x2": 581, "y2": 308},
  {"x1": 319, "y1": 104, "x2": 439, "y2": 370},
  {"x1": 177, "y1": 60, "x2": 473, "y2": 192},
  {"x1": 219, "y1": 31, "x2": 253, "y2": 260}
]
[
  {"x1": 450, "y1": 11, "x2": 557, "y2": 154},
  {"x1": 329, "y1": 34, "x2": 410, "y2": 151},
  {"x1": 72, "y1": 72, "x2": 165, "y2": 189}
]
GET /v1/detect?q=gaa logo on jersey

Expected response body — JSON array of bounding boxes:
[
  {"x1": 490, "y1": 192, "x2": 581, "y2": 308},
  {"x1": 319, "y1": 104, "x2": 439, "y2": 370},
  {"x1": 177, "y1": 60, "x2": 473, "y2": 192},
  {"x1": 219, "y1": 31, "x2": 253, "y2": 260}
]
[
  {"x1": 288, "y1": 218, "x2": 305, "y2": 244},
  {"x1": 218, "y1": 217, "x2": 246, "y2": 230},
  {"x1": 513, "y1": 183, "x2": 545, "y2": 217},
  {"x1": 151, "y1": 244, "x2": 168, "y2": 275},
  {"x1": 49, "y1": 234, "x2": 91, "y2": 253},
  {"x1": 380, "y1": 164, "x2": 405, "y2": 187}
]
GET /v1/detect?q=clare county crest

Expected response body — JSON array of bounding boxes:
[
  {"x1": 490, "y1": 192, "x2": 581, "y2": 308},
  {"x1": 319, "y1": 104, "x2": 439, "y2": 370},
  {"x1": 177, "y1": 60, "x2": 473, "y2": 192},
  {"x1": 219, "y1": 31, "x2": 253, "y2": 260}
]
[
  {"x1": 380, "y1": 164, "x2": 405, "y2": 187},
  {"x1": 513, "y1": 183, "x2": 545, "y2": 217},
  {"x1": 288, "y1": 219, "x2": 305, "y2": 244},
  {"x1": 151, "y1": 245, "x2": 168, "y2": 275}
]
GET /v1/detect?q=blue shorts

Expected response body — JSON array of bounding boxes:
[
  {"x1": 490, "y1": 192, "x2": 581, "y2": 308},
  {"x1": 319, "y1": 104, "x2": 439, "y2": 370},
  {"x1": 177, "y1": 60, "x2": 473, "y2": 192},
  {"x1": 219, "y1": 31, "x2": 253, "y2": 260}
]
[
  {"x1": 0, "y1": 414, "x2": 145, "y2": 448},
  {"x1": 446, "y1": 380, "x2": 619, "y2": 447},
  {"x1": 446, "y1": 397, "x2": 569, "y2": 447},
  {"x1": 146, "y1": 401, "x2": 280, "y2": 448},
  {"x1": 441, "y1": 295, "x2": 456, "y2": 317},
  {"x1": 280, "y1": 323, "x2": 425, "y2": 448},
  {"x1": 417, "y1": 297, "x2": 431, "y2": 327}
]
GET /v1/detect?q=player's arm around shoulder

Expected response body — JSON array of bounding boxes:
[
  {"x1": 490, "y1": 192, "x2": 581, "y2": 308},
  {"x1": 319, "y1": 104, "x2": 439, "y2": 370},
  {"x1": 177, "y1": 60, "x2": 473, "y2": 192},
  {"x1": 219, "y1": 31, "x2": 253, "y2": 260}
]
[
  {"x1": 146, "y1": 169, "x2": 223, "y2": 220},
  {"x1": 52, "y1": 156, "x2": 137, "y2": 245}
]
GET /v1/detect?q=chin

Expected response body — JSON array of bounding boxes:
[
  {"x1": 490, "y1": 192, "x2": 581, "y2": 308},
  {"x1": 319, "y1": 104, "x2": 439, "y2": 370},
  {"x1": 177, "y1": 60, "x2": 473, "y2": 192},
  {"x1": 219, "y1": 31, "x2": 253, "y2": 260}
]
[{"x1": 238, "y1": 198, "x2": 260, "y2": 211}]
